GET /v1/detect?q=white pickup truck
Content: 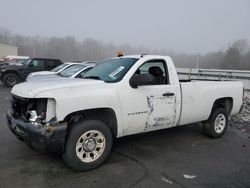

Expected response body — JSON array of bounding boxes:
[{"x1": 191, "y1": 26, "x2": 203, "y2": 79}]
[{"x1": 6, "y1": 55, "x2": 244, "y2": 171}]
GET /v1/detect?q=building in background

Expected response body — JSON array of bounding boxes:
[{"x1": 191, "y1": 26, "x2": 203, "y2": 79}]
[{"x1": 0, "y1": 43, "x2": 18, "y2": 61}]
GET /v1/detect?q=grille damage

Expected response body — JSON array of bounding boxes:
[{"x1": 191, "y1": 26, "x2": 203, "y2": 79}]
[{"x1": 11, "y1": 95, "x2": 47, "y2": 122}]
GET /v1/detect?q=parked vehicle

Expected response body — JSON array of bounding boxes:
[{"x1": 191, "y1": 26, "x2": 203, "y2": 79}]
[
  {"x1": 26, "y1": 62, "x2": 97, "y2": 82},
  {"x1": 26, "y1": 61, "x2": 98, "y2": 81},
  {"x1": 6, "y1": 55, "x2": 244, "y2": 171},
  {"x1": 0, "y1": 58, "x2": 62, "y2": 87},
  {"x1": 26, "y1": 62, "x2": 74, "y2": 80}
]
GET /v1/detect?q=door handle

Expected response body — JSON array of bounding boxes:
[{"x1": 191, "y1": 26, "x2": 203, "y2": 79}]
[{"x1": 162, "y1": 93, "x2": 175, "y2": 97}]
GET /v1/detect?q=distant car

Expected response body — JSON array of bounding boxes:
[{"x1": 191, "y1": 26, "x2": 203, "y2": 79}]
[
  {"x1": 26, "y1": 61, "x2": 98, "y2": 81},
  {"x1": 26, "y1": 62, "x2": 97, "y2": 82},
  {"x1": 0, "y1": 58, "x2": 62, "y2": 87},
  {"x1": 26, "y1": 62, "x2": 77, "y2": 80}
]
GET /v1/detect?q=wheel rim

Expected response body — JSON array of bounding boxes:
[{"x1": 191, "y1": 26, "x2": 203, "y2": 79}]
[
  {"x1": 75, "y1": 130, "x2": 106, "y2": 163},
  {"x1": 6, "y1": 76, "x2": 17, "y2": 86},
  {"x1": 214, "y1": 113, "x2": 226, "y2": 133}
]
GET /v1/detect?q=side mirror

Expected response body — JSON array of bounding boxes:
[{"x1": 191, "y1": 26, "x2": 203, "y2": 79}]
[{"x1": 130, "y1": 74, "x2": 155, "y2": 88}]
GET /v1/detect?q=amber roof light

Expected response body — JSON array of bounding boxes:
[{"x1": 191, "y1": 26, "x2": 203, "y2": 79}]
[{"x1": 117, "y1": 51, "x2": 124, "y2": 57}]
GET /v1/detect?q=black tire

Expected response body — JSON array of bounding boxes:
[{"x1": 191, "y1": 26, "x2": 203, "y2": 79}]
[
  {"x1": 203, "y1": 108, "x2": 228, "y2": 138},
  {"x1": 2, "y1": 73, "x2": 20, "y2": 87},
  {"x1": 63, "y1": 120, "x2": 113, "y2": 171}
]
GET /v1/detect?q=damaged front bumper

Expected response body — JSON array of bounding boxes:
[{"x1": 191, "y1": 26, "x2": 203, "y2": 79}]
[{"x1": 6, "y1": 110, "x2": 67, "y2": 153}]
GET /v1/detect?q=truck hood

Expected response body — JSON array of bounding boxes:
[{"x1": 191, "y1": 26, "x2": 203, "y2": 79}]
[
  {"x1": 0, "y1": 63, "x2": 24, "y2": 70},
  {"x1": 29, "y1": 71, "x2": 55, "y2": 77},
  {"x1": 26, "y1": 74, "x2": 63, "y2": 82},
  {"x1": 11, "y1": 78, "x2": 105, "y2": 98}
]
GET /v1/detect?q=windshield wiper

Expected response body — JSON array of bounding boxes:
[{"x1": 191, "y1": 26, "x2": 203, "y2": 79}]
[{"x1": 84, "y1": 76, "x2": 102, "y2": 80}]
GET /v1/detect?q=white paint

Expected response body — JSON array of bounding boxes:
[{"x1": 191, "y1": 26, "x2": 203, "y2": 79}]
[
  {"x1": 46, "y1": 98, "x2": 56, "y2": 121},
  {"x1": 179, "y1": 80, "x2": 243, "y2": 125}
]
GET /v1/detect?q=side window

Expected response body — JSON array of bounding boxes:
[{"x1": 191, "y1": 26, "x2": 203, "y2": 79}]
[
  {"x1": 30, "y1": 60, "x2": 44, "y2": 68},
  {"x1": 136, "y1": 60, "x2": 168, "y2": 85}
]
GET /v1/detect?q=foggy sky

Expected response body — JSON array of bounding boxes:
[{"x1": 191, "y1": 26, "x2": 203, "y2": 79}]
[{"x1": 0, "y1": 0, "x2": 249, "y2": 54}]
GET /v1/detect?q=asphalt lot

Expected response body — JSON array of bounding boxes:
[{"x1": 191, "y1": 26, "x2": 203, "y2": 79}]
[{"x1": 0, "y1": 83, "x2": 250, "y2": 188}]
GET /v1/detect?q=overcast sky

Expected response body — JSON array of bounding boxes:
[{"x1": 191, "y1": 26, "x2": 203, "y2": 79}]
[{"x1": 0, "y1": 0, "x2": 249, "y2": 54}]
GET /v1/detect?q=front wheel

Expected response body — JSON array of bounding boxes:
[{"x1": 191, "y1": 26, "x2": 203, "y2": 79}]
[
  {"x1": 203, "y1": 108, "x2": 228, "y2": 138},
  {"x1": 63, "y1": 120, "x2": 113, "y2": 171},
  {"x1": 2, "y1": 73, "x2": 20, "y2": 87}
]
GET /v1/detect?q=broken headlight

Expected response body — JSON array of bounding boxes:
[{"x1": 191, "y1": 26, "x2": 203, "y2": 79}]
[
  {"x1": 11, "y1": 96, "x2": 57, "y2": 126},
  {"x1": 27, "y1": 110, "x2": 46, "y2": 123},
  {"x1": 25, "y1": 98, "x2": 47, "y2": 124}
]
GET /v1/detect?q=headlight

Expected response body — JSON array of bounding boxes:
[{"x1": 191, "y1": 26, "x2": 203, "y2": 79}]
[
  {"x1": 46, "y1": 99, "x2": 56, "y2": 121},
  {"x1": 28, "y1": 110, "x2": 38, "y2": 121}
]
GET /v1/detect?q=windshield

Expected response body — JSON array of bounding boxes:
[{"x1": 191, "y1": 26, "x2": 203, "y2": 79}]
[
  {"x1": 58, "y1": 64, "x2": 86, "y2": 77},
  {"x1": 51, "y1": 63, "x2": 68, "y2": 72},
  {"x1": 83, "y1": 58, "x2": 138, "y2": 83},
  {"x1": 21, "y1": 59, "x2": 31, "y2": 65}
]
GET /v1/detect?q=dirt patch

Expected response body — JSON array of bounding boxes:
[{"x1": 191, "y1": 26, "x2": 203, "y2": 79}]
[{"x1": 230, "y1": 90, "x2": 250, "y2": 139}]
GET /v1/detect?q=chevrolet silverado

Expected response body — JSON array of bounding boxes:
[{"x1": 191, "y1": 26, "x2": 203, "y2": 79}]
[{"x1": 6, "y1": 55, "x2": 244, "y2": 171}]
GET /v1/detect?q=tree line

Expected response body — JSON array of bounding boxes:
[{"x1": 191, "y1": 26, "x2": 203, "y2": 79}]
[{"x1": 0, "y1": 28, "x2": 249, "y2": 70}]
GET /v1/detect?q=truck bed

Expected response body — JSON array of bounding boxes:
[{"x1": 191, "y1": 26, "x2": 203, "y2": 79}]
[{"x1": 178, "y1": 80, "x2": 243, "y2": 125}]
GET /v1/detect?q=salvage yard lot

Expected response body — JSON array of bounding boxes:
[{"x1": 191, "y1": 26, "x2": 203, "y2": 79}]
[{"x1": 0, "y1": 83, "x2": 250, "y2": 188}]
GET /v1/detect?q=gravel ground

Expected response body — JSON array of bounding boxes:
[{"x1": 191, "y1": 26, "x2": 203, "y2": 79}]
[{"x1": 230, "y1": 90, "x2": 250, "y2": 139}]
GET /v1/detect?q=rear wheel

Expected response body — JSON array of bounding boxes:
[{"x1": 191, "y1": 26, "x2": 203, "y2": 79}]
[
  {"x1": 203, "y1": 108, "x2": 228, "y2": 138},
  {"x1": 2, "y1": 73, "x2": 20, "y2": 87},
  {"x1": 63, "y1": 120, "x2": 113, "y2": 171}
]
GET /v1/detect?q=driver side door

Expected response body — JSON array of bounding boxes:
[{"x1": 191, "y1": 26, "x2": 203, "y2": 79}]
[{"x1": 119, "y1": 60, "x2": 178, "y2": 135}]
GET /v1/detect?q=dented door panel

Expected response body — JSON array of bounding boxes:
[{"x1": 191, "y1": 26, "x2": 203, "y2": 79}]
[{"x1": 119, "y1": 84, "x2": 179, "y2": 135}]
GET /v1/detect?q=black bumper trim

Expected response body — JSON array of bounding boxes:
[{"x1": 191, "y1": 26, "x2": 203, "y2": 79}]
[{"x1": 6, "y1": 110, "x2": 67, "y2": 153}]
